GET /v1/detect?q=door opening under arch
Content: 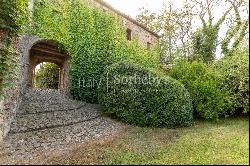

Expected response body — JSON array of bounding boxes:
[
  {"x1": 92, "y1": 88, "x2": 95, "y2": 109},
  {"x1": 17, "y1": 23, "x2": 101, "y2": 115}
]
[{"x1": 28, "y1": 40, "x2": 69, "y2": 91}]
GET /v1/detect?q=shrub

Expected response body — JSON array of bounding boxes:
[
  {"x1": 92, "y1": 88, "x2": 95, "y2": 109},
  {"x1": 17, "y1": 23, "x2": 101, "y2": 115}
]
[
  {"x1": 213, "y1": 48, "x2": 249, "y2": 114},
  {"x1": 98, "y1": 61, "x2": 193, "y2": 127},
  {"x1": 169, "y1": 60, "x2": 235, "y2": 120},
  {"x1": 34, "y1": 63, "x2": 59, "y2": 89}
]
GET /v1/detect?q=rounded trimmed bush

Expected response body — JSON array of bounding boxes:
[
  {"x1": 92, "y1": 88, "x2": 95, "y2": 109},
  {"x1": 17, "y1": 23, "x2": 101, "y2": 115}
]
[{"x1": 98, "y1": 62, "x2": 193, "y2": 127}]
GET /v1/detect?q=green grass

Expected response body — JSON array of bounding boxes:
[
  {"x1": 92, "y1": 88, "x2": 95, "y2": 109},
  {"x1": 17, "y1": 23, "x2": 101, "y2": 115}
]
[{"x1": 48, "y1": 117, "x2": 249, "y2": 165}]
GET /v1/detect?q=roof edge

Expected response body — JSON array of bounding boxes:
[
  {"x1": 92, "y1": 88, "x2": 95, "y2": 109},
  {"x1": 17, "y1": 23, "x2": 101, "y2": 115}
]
[{"x1": 94, "y1": 0, "x2": 160, "y2": 38}]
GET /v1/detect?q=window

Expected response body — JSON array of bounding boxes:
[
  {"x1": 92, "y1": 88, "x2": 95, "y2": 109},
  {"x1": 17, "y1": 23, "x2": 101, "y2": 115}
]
[
  {"x1": 103, "y1": 8, "x2": 108, "y2": 13},
  {"x1": 147, "y1": 42, "x2": 152, "y2": 51},
  {"x1": 126, "y1": 28, "x2": 132, "y2": 41}
]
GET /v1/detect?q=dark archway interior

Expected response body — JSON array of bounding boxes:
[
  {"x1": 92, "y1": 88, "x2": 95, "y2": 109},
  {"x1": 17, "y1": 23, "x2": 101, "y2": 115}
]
[{"x1": 28, "y1": 40, "x2": 69, "y2": 90}]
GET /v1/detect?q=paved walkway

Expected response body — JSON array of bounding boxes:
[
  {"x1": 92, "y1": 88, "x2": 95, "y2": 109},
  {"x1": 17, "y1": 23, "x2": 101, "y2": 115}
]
[{"x1": 0, "y1": 89, "x2": 124, "y2": 164}]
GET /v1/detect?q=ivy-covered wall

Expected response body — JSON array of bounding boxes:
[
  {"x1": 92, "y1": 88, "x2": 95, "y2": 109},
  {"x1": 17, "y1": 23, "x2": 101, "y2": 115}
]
[
  {"x1": 0, "y1": 0, "x2": 29, "y2": 98},
  {"x1": 30, "y1": 0, "x2": 160, "y2": 103},
  {"x1": 0, "y1": 0, "x2": 29, "y2": 141}
]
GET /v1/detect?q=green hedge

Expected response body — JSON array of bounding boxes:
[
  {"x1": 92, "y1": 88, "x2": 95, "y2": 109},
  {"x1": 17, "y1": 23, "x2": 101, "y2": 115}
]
[
  {"x1": 169, "y1": 60, "x2": 235, "y2": 120},
  {"x1": 98, "y1": 62, "x2": 193, "y2": 127},
  {"x1": 31, "y1": 0, "x2": 160, "y2": 103}
]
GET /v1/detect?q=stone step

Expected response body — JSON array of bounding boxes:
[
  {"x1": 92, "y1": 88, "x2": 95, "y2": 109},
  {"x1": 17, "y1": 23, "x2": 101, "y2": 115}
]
[
  {"x1": 17, "y1": 100, "x2": 85, "y2": 115},
  {"x1": 0, "y1": 117, "x2": 123, "y2": 164},
  {"x1": 22, "y1": 89, "x2": 71, "y2": 103},
  {"x1": 10, "y1": 104, "x2": 102, "y2": 134},
  {"x1": 0, "y1": 141, "x2": 14, "y2": 158}
]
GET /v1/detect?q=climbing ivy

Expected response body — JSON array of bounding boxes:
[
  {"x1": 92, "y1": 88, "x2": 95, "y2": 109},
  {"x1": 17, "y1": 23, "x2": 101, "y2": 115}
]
[
  {"x1": 191, "y1": 27, "x2": 219, "y2": 63},
  {"x1": 30, "y1": 0, "x2": 160, "y2": 103},
  {"x1": 0, "y1": 0, "x2": 29, "y2": 38},
  {"x1": 0, "y1": 0, "x2": 29, "y2": 99},
  {"x1": 0, "y1": 47, "x2": 19, "y2": 99}
]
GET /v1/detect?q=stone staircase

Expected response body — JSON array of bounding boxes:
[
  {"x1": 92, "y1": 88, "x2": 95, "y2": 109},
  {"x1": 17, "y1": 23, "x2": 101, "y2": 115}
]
[
  {"x1": 0, "y1": 89, "x2": 124, "y2": 164},
  {"x1": 10, "y1": 89, "x2": 100, "y2": 134}
]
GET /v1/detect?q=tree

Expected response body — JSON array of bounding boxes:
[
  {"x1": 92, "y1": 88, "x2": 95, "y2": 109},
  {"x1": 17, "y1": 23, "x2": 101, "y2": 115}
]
[
  {"x1": 136, "y1": 0, "x2": 249, "y2": 64},
  {"x1": 221, "y1": 0, "x2": 249, "y2": 56},
  {"x1": 136, "y1": 0, "x2": 194, "y2": 64},
  {"x1": 190, "y1": 0, "x2": 248, "y2": 61},
  {"x1": 136, "y1": 7, "x2": 158, "y2": 32}
]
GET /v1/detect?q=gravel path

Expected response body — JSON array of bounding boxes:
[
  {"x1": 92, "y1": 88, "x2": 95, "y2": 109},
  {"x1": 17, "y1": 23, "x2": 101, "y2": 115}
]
[{"x1": 0, "y1": 89, "x2": 125, "y2": 165}]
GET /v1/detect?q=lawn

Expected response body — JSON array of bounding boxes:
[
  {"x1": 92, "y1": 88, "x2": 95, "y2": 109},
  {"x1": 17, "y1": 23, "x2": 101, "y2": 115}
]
[{"x1": 48, "y1": 117, "x2": 249, "y2": 165}]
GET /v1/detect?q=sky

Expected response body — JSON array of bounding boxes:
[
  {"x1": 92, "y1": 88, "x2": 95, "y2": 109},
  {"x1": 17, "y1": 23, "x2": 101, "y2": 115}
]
[
  {"x1": 103, "y1": 0, "x2": 171, "y2": 19},
  {"x1": 103, "y1": 0, "x2": 232, "y2": 23}
]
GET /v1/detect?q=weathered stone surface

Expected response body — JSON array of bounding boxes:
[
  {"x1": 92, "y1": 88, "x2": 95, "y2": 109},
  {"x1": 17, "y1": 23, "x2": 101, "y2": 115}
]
[
  {"x1": 0, "y1": 89, "x2": 125, "y2": 164},
  {"x1": 0, "y1": 35, "x2": 71, "y2": 141},
  {"x1": 11, "y1": 89, "x2": 100, "y2": 134}
]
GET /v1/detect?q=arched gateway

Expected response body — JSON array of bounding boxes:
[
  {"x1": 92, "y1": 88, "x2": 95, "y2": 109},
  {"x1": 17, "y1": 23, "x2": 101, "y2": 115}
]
[
  {"x1": 18, "y1": 35, "x2": 70, "y2": 93},
  {"x1": 28, "y1": 40, "x2": 69, "y2": 90}
]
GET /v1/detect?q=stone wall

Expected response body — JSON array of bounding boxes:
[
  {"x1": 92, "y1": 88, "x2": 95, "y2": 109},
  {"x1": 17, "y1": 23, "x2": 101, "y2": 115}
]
[
  {"x1": 0, "y1": 34, "x2": 70, "y2": 142},
  {"x1": 0, "y1": 29, "x2": 22, "y2": 142},
  {"x1": 17, "y1": 35, "x2": 41, "y2": 95},
  {"x1": 123, "y1": 19, "x2": 158, "y2": 47}
]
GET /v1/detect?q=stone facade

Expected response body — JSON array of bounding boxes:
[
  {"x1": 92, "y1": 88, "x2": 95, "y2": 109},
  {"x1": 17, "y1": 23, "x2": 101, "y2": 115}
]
[
  {"x1": 93, "y1": 0, "x2": 159, "y2": 48},
  {"x1": 0, "y1": 29, "x2": 22, "y2": 142}
]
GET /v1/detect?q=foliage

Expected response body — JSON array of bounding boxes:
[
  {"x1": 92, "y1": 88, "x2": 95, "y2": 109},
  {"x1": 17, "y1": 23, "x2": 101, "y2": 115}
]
[
  {"x1": 213, "y1": 48, "x2": 249, "y2": 113},
  {"x1": 191, "y1": 27, "x2": 218, "y2": 62},
  {"x1": 0, "y1": 0, "x2": 29, "y2": 100},
  {"x1": 169, "y1": 60, "x2": 235, "y2": 120},
  {"x1": 136, "y1": 7, "x2": 158, "y2": 32},
  {"x1": 34, "y1": 63, "x2": 59, "y2": 89},
  {"x1": 188, "y1": 0, "x2": 248, "y2": 62},
  {"x1": 136, "y1": 0, "x2": 249, "y2": 64},
  {"x1": 0, "y1": 46, "x2": 19, "y2": 99},
  {"x1": 98, "y1": 61, "x2": 193, "y2": 127},
  {"x1": 221, "y1": 1, "x2": 249, "y2": 56},
  {"x1": 136, "y1": 1, "x2": 194, "y2": 63},
  {"x1": 31, "y1": 0, "x2": 160, "y2": 103},
  {"x1": 0, "y1": 0, "x2": 29, "y2": 37}
]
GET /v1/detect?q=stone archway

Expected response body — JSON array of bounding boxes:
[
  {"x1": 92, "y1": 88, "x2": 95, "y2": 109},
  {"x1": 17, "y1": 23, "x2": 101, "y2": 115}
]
[
  {"x1": 17, "y1": 35, "x2": 70, "y2": 93},
  {"x1": 28, "y1": 40, "x2": 69, "y2": 90}
]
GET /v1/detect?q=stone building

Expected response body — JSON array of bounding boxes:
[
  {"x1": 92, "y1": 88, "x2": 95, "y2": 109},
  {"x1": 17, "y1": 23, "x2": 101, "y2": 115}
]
[
  {"x1": 93, "y1": 0, "x2": 160, "y2": 49},
  {"x1": 0, "y1": 0, "x2": 159, "y2": 142}
]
